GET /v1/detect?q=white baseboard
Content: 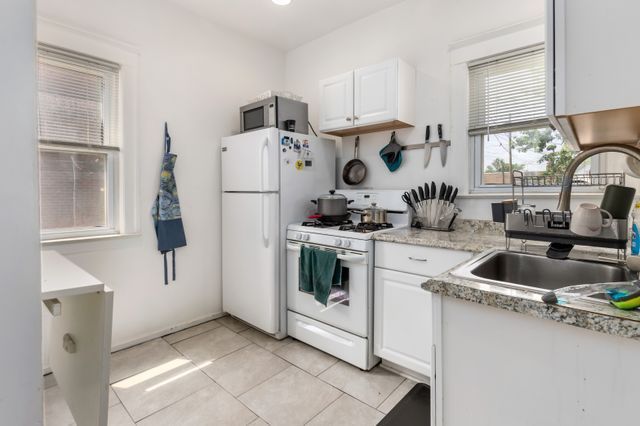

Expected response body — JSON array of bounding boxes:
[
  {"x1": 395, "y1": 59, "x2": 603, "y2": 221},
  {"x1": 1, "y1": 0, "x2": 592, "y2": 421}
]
[
  {"x1": 43, "y1": 311, "x2": 227, "y2": 376},
  {"x1": 110, "y1": 311, "x2": 227, "y2": 353}
]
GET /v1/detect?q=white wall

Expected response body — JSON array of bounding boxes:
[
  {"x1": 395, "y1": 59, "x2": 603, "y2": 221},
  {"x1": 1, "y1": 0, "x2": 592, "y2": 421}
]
[
  {"x1": 285, "y1": 0, "x2": 606, "y2": 219},
  {"x1": 0, "y1": 0, "x2": 43, "y2": 423},
  {"x1": 38, "y1": 0, "x2": 285, "y2": 351}
]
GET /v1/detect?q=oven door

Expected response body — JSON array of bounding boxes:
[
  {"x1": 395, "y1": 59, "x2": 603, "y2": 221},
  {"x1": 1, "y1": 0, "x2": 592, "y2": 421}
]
[
  {"x1": 286, "y1": 240, "x2": 369, "y2": 337},
  {"x1": 240, "y1": 99, "x2": 276, "y2": 133}
]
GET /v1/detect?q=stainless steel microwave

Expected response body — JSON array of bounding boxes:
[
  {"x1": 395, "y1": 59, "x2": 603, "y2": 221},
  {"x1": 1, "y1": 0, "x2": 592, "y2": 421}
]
[{"x1": 240, "y1": 96, "x2": 308, "y2": 134}]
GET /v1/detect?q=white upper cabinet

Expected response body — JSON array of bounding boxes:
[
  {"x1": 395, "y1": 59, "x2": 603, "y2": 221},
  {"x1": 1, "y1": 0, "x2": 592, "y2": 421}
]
[
  {"x1": 319, "y1": 71, "x2": 354, "y2": 132},
  {"x1": 354, "y1": 60, "x2": 398, "y2": 126},
  {"x1": 548, "y1": 0, "x2": 640, "y2": 116},
  {"x1": 319, "y1": 59, "x2": 415, "y2": 136},
  {"x1": 547, "y1": 0, "x2": 640, "y2": 148}
]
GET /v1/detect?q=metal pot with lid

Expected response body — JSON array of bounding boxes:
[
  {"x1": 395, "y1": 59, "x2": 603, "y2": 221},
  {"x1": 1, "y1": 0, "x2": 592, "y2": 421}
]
[
  {"x1": 356, "y1": 202, "x2": 388, "y2": 224},
  {"x1": 310, "y1": 190, "x2": 354, "y2": 218}
]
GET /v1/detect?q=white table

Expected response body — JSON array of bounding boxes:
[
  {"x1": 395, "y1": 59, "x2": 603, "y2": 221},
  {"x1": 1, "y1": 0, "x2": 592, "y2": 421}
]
[{"x1": 42, "y1": 250, "x2": 113, "y2": 426}]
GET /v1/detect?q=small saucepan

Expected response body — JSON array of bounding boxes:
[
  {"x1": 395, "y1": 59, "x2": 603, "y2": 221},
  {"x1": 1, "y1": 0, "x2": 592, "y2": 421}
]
[{"x1": 353, "y1": 203, "x2": 388, "y2": 224}]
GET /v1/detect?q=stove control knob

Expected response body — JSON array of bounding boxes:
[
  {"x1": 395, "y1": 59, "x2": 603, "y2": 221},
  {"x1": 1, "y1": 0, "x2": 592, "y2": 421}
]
[
  {"x1": 334, "y1": 239, "x2": 342, "y2": 246},
  {"x1": 295, "y1": 233, "x2": 302, "y2": 240},
  {"x1": 303, "y1": 234, "x2": 310, "y2": 241},
  {"x1": 342, "y1": 240, "x2": 351, "y2": 248}
]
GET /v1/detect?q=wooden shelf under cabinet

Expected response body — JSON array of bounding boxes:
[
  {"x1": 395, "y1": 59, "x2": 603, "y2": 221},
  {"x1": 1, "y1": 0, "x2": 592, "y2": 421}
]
[{"x1": 322, "y1": 120, "x2": 413, "y2": 137}]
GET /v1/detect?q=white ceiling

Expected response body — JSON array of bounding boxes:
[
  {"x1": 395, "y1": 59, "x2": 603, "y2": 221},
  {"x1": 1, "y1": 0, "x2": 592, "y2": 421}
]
[{"x1": 169, "y1": 0, "x2": 407, "y2": 50}]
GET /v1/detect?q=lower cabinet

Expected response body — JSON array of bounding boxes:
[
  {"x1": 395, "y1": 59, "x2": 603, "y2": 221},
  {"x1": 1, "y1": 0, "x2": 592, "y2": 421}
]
[
  {"x1": 373, "y1": 241, "x2": 474, "y2": 379},
  {"x1": 374, "y1": 267, "x2": 432, "y2": 377}
]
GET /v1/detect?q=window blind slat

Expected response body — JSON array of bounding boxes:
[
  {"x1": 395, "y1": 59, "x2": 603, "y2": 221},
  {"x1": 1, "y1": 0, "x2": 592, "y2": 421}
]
[
  {"x1": 468, "y1": 45, "x2": 546, "y2": 134},
  {"x1": 37, "y1": 45, "x2": 120, "y2": 146}
]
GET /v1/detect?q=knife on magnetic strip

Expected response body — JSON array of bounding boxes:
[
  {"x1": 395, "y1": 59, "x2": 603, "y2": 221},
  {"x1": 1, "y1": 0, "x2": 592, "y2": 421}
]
[{"x1": 423, "y1": 125, "x2": 431, "y2": 168}]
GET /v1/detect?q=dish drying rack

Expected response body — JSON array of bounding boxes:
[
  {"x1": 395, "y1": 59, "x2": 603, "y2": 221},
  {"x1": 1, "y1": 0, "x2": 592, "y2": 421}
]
[
  {"x1": 510, "y1": 170, "x2": 625, "y2": 212},
  {"x1": 505, "y1": 170, "x2": 628, "y2": 252},
  {"x1": 512, "y1": 170, "x2": 625, "y2": 192}
]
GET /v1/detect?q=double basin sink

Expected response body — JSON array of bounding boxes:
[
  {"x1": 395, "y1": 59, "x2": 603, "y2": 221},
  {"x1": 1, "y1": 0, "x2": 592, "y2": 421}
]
[{"x1": 452, "y1": 250, "x2": 632, "y2": 300}]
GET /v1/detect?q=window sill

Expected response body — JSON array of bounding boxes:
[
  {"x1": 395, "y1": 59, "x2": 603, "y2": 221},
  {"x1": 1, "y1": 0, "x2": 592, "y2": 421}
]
[{"x1": 41, "y1": 232, "x2": 141, "y2": 246}]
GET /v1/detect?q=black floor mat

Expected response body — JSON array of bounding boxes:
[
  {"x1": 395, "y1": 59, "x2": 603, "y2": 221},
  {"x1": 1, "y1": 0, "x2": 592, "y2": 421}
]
[{"x1": 378, "y1": 383, "x2": 430, "y2": 426}]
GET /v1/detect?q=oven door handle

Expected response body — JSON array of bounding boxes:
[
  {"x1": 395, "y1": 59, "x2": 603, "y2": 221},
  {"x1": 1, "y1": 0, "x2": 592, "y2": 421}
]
[{"x1": 286, "y1": 244, "x2": 366, "y2": 264}]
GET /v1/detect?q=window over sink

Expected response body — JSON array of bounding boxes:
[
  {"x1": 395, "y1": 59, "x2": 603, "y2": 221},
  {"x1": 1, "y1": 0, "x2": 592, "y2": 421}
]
[{"x1": 468, "y1": 45, "x2": 594, "y2": 191}]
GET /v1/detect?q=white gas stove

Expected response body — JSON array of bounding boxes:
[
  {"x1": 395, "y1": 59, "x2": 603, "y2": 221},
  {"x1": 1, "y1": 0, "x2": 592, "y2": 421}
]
[
  {"x1": 288, "y1": 189, "x2": 410, "y2": 245},
  {"x1": 286, "y1": 190, "x2": 408, "y2": 370}
]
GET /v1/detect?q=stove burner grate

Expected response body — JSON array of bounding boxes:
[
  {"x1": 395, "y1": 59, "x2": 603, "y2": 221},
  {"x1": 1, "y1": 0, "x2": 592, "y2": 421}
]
[
  {"x1": 339, "y1": 222, "x2": 394, "y2": 233},
  {"x1": 302, "y1": 219, "x2": 353, "y2": 228}
]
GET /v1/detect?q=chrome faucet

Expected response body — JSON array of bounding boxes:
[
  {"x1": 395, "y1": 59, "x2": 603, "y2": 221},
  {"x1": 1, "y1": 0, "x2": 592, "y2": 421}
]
[{"x1": 557, "y1": 144, "x2": 640, "y2": 212}]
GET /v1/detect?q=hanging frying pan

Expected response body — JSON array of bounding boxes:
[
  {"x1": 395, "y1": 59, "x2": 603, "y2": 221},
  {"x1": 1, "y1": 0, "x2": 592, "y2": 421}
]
[{"x1": 342, "y1": 136, "x2": 367, "y2": 185}]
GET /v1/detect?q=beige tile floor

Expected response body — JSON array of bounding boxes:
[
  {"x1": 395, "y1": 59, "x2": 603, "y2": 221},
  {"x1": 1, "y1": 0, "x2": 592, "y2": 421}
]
[{"x1": 44, "y1": 315, "x2": 419, "y2": 425}]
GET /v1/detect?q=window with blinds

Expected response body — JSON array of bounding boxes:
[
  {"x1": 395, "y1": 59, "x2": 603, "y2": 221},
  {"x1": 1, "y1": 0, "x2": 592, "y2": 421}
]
[
  {"x1": 468, "y1": 45, "x2": 546, "y2": 136},
  {"x1": 38, "y1": 44, "x2": 120, "y2": 146},
  {"x1": 467, "y1": 44, "x2": 588, "y2": 189},
  {"x1": 37, "y1": 44, "x2": 121, "y2": 238}
]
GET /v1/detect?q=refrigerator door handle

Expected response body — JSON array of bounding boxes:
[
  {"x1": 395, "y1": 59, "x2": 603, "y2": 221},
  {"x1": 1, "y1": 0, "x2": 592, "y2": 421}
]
[
  {"x1": 261, "y1": 194, "x2": 269, "y2": 248},
  {"x1": 260, "y1": 137, "x2": 269, "y2": 192}
]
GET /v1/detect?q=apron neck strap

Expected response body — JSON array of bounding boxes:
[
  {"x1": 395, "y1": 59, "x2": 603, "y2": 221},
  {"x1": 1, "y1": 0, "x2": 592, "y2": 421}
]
[{"x1": 164, "y1": 122, "x2": 171, "y2": 153}]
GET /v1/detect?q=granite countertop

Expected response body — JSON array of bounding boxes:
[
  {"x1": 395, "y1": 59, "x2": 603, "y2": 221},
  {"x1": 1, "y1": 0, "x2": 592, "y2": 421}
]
[
  {"x1": 373, "y1": 219, "x2": 506, "y2": 253},
  {"x1": 373, "y1": 225, "x2": 505, "y2": 253},
  {"x1": 423, "y1": 271, "x2": 640, "y2": 341},
  {"x1": 374, "y1": 219, "x2": 640, "y2": 340}
]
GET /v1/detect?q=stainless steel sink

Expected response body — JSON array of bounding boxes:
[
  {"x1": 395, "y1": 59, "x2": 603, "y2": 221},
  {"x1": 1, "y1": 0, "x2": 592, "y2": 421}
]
[{"x1": 452, "y1": 250, "x2": 633, "y2": 297}]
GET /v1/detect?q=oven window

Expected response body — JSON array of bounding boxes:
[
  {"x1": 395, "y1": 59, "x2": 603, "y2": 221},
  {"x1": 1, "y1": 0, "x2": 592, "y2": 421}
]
[
  {"x1": 243, "y1": 106, "x2": 264, "y2": 130},
  {"x1": 329, "y1": 267, "x2": 350, "y2": 307},
  {"x1": 298, "y1": 261, "x2": 350, "y2": 307}
]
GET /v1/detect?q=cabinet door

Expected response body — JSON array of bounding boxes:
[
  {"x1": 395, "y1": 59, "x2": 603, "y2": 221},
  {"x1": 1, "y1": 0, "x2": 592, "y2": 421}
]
[
  {"x1": 48, "y1": 290, "x2": 113, "y2": 426},
  {"x1": 552, "y1": 0, "x2": 640, "y2": 115},
  {"x1": 319, "y1": 71, "x2": 354, "y2": 132},
  {"x1": 374, "y1": 267, "x2": 431, "y2": 377},
  {"x1": 354, "y1": 60, "x2": 398, "y2": 126}
]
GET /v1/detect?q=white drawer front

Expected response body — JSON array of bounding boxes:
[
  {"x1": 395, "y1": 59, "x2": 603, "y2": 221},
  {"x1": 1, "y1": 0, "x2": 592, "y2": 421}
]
[
  {"x1": 375, "y1": 242, "x2": 473, "y2": 277},
  {"x1": 287, "y1": 311, "x2": 371, "y2": 370}
]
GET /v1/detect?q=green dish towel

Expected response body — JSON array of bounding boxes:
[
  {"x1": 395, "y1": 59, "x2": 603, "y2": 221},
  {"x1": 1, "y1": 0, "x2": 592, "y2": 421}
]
[{"x1": 299, "y1": 246, "x2": 342, "y2": 306}]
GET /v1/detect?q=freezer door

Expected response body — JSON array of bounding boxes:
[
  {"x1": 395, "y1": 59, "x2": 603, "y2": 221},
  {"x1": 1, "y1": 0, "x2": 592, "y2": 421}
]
[
  {"x1": 221, "y1": 128, "x2": 279, "y2": 192},
  {"x1": 222, "y1": 192, "x2": 280, "y2": 334}
]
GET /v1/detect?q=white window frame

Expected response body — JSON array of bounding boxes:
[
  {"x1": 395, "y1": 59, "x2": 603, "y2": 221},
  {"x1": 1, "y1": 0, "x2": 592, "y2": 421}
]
[
  {"x1": 38, "y1": 44, "x2": 121, "y2": 240},
  {"x1": 38, "y1": 19, "x2": 140, "y2": 243},
  {"x1": 450, "y1": 21, "x2": 604, "y2": 195},
  {"x1": 469, "y1": 124, "x2": 600, "y2": 194},
  {"x1": 39, "y1": 143, "x2": 120, "y2": 240}
]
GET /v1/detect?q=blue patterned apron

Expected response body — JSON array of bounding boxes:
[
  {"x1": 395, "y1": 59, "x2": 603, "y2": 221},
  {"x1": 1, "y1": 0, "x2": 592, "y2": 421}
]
[{"x1": 152, "y1": 122, "x2": 187, "y2": 285}]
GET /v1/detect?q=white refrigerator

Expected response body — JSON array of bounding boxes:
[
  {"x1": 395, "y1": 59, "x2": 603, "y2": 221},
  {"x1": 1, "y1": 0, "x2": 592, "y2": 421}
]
[{"x1": 221, "y1": 128, "x2": 335, "y2": 337}]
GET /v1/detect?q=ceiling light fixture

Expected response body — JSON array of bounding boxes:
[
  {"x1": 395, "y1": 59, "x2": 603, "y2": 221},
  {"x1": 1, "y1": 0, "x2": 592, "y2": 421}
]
[{"x1": 272, "y1": 0, "x2": 291, "y2": 5}]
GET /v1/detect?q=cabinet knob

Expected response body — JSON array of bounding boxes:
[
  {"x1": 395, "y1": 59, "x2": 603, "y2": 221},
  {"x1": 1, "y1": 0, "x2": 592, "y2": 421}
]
[
  {"x1": 408, "y1": 256, "x2": 428, "y2": 262},
  {"x1": 353, "y1": 116, "x2": 359, "y2": 120},
  {"x1": 345, "y1": 117, "x2": 352, "y2": 122}
]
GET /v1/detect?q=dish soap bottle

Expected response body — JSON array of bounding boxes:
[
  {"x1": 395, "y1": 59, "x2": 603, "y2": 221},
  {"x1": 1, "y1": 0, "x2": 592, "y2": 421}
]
[{"x1": 631, "y1": 202, "x2": 640, "y2": 255}]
